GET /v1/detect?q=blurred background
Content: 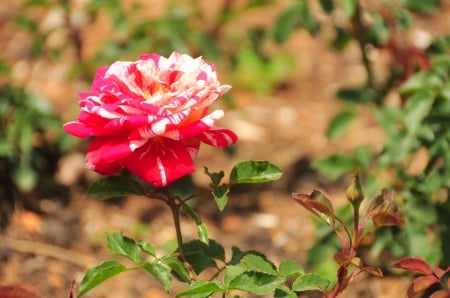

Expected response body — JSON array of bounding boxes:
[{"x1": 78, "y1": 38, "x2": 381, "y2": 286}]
[{"x1": 1, "y1": 0, "x2": 449, "y2": 297}]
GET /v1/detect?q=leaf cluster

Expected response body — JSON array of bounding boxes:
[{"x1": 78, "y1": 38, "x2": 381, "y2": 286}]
[
  {"x1": 0, "y1": 85, "x2": 73, "y2": 192},
  {"x1": 393, "y1": 257, "x2": 450, "y2": 297},
  {"x1": 78, "y1": 232, "x2": 332, "y2": 298}
]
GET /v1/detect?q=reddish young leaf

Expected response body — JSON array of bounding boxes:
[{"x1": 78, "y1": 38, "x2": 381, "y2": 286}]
[
  {"x1": 433, "y1": 264, "x2": 450, "y2": 279},
  {"x1": 407, "y1": 275, "x2": 439, "y2": 297},
  {"x1": 434, "y1": 264, "x2": 445, "y2": 279},
  {"x1": 333, "y1": 251, "x2": 352, "y2": 265},
  {"x1": 293, "y1": 190, "x2": 335, "y2": 225},
  {"x1": 363, "y1": 266, "x2": 383, "y2": 277},
  {"x1": 350, "y1": 256, "x2": 362, "y2": 267},
  {"x1": 393, "y1": 257, "x2": 433, "y2": 275},
  {"x1": 366, "y1": 189, "x2": 388, "y2": 213},
  {"x1": 0, "y1": 285, "x2": 39, "y2": 298},
  {"x1": 430, "y1": 290, "x2": 450, "y2": 298},
  {"x1": 372, "y1": 211, "x2": 404, "y2": 228}
]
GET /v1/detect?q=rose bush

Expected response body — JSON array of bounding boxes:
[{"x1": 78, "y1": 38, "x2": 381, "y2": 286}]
[{"x1": 64, "y1": 52, "x2": 237, "y2": 187}]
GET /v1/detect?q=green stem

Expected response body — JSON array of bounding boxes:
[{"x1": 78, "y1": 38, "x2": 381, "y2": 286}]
[
  {"x1": 352, "y1": 202, "x2": 361, "y2": 249},
  {"x1": 167, "y1": 195, "x2": 187, "y2": 262}
]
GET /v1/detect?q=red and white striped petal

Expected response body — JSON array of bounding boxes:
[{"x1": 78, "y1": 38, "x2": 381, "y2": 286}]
[
  {"x1": 85, "y1": 137, "x2": 123, "y2": 175},
  {"x1": 200, "y1": 128, "x2": 238, "y2": 148},
  {"x1": 64, "y1": 52, "x2": 237, "y2": 187},
  {"x1": 120, "y1": 138, "x2": 195, "y2": 187}
]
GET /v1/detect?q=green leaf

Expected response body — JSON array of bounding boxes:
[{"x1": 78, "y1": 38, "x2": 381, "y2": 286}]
[
  {"x1": 400, "y1": 72, "x2": 443, "y2": 94},
  {"x1": 274, "y1": 285, "x2": 298, "y2": 298},
  {"x1": 374, "y1": 106, "x2": 402, "y2": 136},
  {"x1": 230, "y1": 160, "x2": 283, "y2": 184},
  {"x1": 197, "y1": 223, "x2": 209, "y2": 244},
  {"x1": 106, "y1": 232, "x2": 141, "y2": 263},
  {"x1": 403, "y1": 90, "x2": 435, "y2": 134},
  {"x1": 331, "y1": 27, "x2": 352, "y2": 51},
  {"x1": 204, "y1": 167, "x2": 224, "y2": 186},
  {"x1": 440, "y1": 82, "x2": 450, "y2": 101},
  {"x1": 354, "y1": 145, "x2": 372, "y2": 169},
  {"x1": 312, "y1": 155, "x2": 355, "y2": 180},
  {"x1": 278, "y1": 260, "x2": 304, "y2": 278},
  {"x1": 205, "y1": 168, "x2": 230, "y2": 211},
  {"x1": 272, "y1": 0, "x2": 318, "y2": 43},
  {"x1": 228, "y1": 272, "x2": 285, "y2": 295},
  {"x1": 25, "y1": 0, "x2": 49, "y2": 6},
  {"x1": 232, "y1": 46, "x2": 272, "y2": 93},
  {"x1": 142, "y1": 261, "x2": 172, "y2": 292},
  {"x1": 12, "y1": 162, "x2": 38, "y2": 192},
  {"x1": 291, "y1": 273, "x2": 331, "y2": 292},
  {"x1": 137, "y1": 240, "x2": 156, "y2": 257},
  {"x1": 87, "y1": 175, "x2": 145, "y2": 199},
  {"x1": 78, "y1": 260, "x2": 127, "y2": 297},
  {"x1": 89, "y1": 0, "x2": 121, "y2": 12},
  {"x1": 192, "y1": 32, "x2": 222, "y2": 61},
  {"x1": 379, "y1": 131, "x2": 415, "y2": 165},
  {"x1": 160, "y1": 255, "x2": 190, "y2": 283},
  {"x1": 318, "y1": 0, "x2": 334, "y2": 13},
  {"x1": 228, "y1": 246, "x2": 246, "y2": 265},
  {"x1": 428, "y1": 35, "x2": 450, "y2": 54},
  {"x1": 182, "y1": 240, "x2": 224, "y2": 274},
  {"x1": 212, "y1": 184, "x2": 229, "y2": 211},
  {"x1": 14, "y1": 16, "x2": 39, "y2": 32},
  {"x1": 337, "y1": 87, "x2": 376, "y2": 104},
  {"x1": 241, "y1": 254, "x2": 277, "y2": 275},
  {"x1": 296, "y1": 0, "x2": 319, "y2": 35},
  {"x1": 326, "y1": 110, "x2": 356, "y2": 139},
  {"x1": 175, "y1": 281, "x2": 223, "y2": 297},
  {"x1": 181, "y1": 204, "x2": 209, "y2": 244},
  {"x1": 404, "y1": 0, "x2": 441, "y2": 14},
  {"x1": 394, "y1": 8, "x2": 413, "y2": 30},
  {"x1": 366, "y1": 14, "x2": 390, "y2": 46},
  {"x1": 272, "y1": 4, "x2": 301, "y2": 43},
  {"x1": 224, "y1": 252, "x2": 279, "y2": 290},
  {"x1": 0, "y1": 61, "x2": 10, "y2": 75},
  {"x1": 340, "y1": 0, "x2": 357, "y2": 18}
]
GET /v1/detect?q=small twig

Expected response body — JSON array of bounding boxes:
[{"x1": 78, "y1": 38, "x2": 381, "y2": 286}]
[
  {"x1": 0, "y1": 235, "x2": 98, "y2": 268},
  {"x1": 352, "y1": 1, "x2": 375, "y2": 90},
  {"x1": 60, "y1": 0, "x2": 83, "y2": 63}
]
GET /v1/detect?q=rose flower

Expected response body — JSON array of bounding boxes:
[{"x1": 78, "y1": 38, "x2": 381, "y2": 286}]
[{"x1": 64, "y1": 52, "x2": 237, "y2": 187}]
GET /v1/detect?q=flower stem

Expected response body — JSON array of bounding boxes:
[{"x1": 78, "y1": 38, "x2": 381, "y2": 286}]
[
  {"x1": 166, "y1": 193, "x2": 199, "y2": 282},
  {"x1": 352, "y1": 202, "x2": 361, "y2": 249},
  {"x1": 167, "y1": 195, "x2": 186, "y2": 262}
]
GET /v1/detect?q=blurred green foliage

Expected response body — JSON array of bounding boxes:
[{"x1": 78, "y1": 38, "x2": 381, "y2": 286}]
[
  {"x1": 270, "y1": 0, "x2": 450, "y2": 273},
  {"x1": 0, "y1": 85, "x2": 73, "y2": 193}
]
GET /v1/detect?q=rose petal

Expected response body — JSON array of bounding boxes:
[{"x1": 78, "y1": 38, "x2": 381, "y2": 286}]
[
  {"x1": 200, "y1": 128, "x2": 238, "y2": 148},
  {"x1": 63, "y1": 121, "x2": 95, "y2": 138},
  {"x1": 64, "y1": 52, "x2": 237, "y2": 186},
  {"x1": 85, "y1": 137, "x2": 136, "y2": 174},
  {"x1": 120, "y1": 137, "x2": 195, "y2": 187}
]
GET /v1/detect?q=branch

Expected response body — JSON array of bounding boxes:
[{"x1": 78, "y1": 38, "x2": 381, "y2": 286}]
[{"x1": 0, "y1": 235, "x2": 98, "y2": 268}]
